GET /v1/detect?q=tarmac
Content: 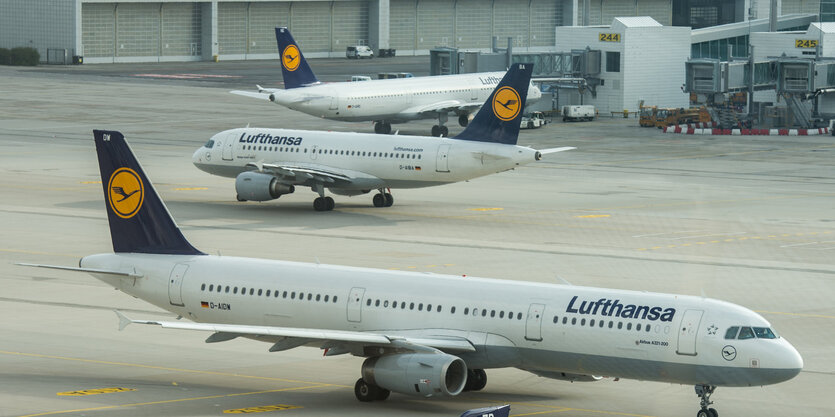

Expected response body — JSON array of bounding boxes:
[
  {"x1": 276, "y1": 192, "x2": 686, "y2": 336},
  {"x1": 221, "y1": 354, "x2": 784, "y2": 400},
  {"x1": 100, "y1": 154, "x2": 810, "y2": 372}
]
[{"x1": 0, "y1": 57, "x2": 833, "y2": 417}]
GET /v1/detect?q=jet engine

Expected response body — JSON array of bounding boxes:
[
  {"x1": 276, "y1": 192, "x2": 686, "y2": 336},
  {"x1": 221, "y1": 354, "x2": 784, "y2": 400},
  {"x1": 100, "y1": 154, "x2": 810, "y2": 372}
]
[
  {"x1": 362, "y1": 353, "x2": 467, "y2": 397},
  {"x1": 528, "y1": 369, "x2": 602, "y2": 382},
  {"x1": 234, "y1": 171, "x2": 295, "y2": 201}
]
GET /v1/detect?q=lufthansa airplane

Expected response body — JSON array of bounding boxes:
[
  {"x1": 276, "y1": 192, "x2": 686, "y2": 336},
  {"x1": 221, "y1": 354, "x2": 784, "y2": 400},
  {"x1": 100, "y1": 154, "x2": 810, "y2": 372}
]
[
  {"x1": 230, "y1": 27, "x2": 541, "y2": 136},
  {"x1": 20, "y1": 129, "x2": 802, "y2": 417},
  {"x1": 198, "y1": 64, "x2": 571, "y2": 211}
]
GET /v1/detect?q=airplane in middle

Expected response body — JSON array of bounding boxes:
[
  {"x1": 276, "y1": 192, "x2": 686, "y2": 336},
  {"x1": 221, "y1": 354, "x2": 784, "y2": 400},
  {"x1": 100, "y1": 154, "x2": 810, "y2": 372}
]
[
  {"x1": 195, "y1": 63, "x2": 573, "y2": 211},
  {"x1": 230, "y1": 27, "x2": 542, "y2": 136}
]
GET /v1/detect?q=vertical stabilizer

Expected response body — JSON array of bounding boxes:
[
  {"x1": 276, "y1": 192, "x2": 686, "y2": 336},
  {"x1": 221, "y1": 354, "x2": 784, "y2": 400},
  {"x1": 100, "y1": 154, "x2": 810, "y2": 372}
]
[
  {"x1": 275, "y1": 27, "x2": 320, "y2": 89},
  {"x1": 453, "y1": 63, "x2": 533, "y2": 145},
  {"x1": 93, "y1": 130, "x2": 204, "y2": 255}
]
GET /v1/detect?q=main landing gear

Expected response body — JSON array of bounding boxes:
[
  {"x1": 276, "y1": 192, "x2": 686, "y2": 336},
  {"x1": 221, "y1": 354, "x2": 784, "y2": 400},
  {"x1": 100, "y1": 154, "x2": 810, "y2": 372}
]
[
  {"x1": 463, "y1": 369, "x2": 487, "y2": 392},
  {"x1": 312, "y1": 184, "x2": 335, "y2": 211},
  {"x1": 372, "y1": 189, "x2": 394, "y2": 207},
  {"x1": 695, "y1": 385, "x2": 719, "y2": 417},
  {"x1": 374, "y1": 121, "x2": 392, "y2": 134},
  {"x1": 431, "y1": 112, "x2": 449, "y2": 137},
  {"x1": 354, "y1": 378, "x2": 390, "y2": 402}
]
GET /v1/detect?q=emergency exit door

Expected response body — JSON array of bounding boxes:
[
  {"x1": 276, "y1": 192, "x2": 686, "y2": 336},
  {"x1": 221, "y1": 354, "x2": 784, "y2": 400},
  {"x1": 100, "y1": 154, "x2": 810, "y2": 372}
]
[
  {"x1": 168, "y1": 264, "x2": 189, "y2": 306},
  {"x1": 347, "y1": 287, "x2": 365, "y2": 322}
]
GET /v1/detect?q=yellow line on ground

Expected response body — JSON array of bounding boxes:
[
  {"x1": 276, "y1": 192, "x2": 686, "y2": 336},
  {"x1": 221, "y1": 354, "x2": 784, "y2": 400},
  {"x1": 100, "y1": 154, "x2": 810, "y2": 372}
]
[
  {"x1": 0, "y1": 350, "x2": 350, "y2": 387},
  {"x1": 17, "y1": 385, "x2": 329, "y2": 417},
  {"x1": 755, "y1": 310, "x2": 835, "y2": 319}
]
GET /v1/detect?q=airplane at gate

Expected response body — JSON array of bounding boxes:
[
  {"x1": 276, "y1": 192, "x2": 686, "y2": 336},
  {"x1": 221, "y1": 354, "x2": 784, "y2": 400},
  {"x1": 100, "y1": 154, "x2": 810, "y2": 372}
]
[
  {"x1": 20, "y1": 128, "x2": 802, "y2": 417},
  {"x1": 198, "y1": 63, "x2": 572, "y2": 211},
  {"x1": 230, "y1": 27, "x2": 542, "y2": 136}
]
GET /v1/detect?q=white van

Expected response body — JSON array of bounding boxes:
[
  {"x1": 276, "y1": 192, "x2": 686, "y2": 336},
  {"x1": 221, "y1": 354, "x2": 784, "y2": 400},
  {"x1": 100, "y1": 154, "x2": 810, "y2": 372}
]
[
  {"x1": 346, "y1": 45, "x2": 374, "y2": 59},
  {"x1": 562, "y1": 105, "x2": 596, "y2": 122}
]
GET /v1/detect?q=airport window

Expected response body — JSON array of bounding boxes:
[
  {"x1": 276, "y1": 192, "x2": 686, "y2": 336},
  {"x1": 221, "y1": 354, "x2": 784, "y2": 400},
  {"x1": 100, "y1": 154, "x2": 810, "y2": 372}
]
[
  {"x1": 209, "y1": 284, "x2": 214, "y2": 291},
  {"x1": 201, "y1": 284, "x2": 206, "y2": 291},
  {"x1": 606, "y1": 52, "x2": 621, "y2": 73},
  {"x1": 451, "y1": 306, "x2": 456, "y2": 314}
]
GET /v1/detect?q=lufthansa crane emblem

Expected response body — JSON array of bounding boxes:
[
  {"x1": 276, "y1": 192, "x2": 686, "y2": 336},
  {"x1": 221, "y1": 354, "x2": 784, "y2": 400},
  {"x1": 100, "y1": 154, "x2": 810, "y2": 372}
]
[
  {"x1": 282, "y1": 45, "x2": 300, "y2": 71},
  {"x1": 492, "y1": 86, "x2": 521, "y2": 121},
  {"x1": 107, "y1": 168, "x2": 144, "y2": 219}
]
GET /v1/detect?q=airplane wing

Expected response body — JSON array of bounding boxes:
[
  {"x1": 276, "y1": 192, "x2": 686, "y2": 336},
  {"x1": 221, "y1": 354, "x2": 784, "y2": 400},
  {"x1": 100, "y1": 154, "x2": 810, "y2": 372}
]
[
  {"x1": 115, "y1": 311, "x2": 476, "y2": 354},
  {"x1": 230, "y1": 88, "x2": 323, "y2": 104},
  {"x1": 247, "y1": 162, "x2": 353, "y2": 185},
  {"x1": 405, "y1": 100, "x2": 471, "y2": 116}
]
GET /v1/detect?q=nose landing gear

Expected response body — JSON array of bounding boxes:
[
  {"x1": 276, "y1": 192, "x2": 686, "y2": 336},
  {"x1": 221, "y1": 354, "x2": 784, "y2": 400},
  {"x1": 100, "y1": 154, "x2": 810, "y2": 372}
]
[{"x1": 695, "y1": 385, "x2": 718, "y2": 417}]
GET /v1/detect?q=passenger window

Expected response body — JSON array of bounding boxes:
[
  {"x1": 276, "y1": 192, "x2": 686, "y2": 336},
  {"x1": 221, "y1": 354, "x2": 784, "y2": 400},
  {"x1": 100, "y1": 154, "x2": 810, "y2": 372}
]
[
  {"x1": 233, "y1": 287, "x2": 238, "y2": 294},
  {"x1": 481, "y1": 309, "x2": 487, "y2": 317},
  {"x1": 437, "y1": 305, "x2": 442, "y2": 313},
  {"x1": 225, "y1": 286, "x2": 230, "y2": 293},
  {"x1": 409, "y1": 302, "x2": 415, "y2": 310},
  {"x1": 366, "y1": 299, "x2": 371, "y2": 306},
  {"x1": 249, "y1": 288, "x2": 254, "y2": 295},
  {"x1": 209, "y1": 285, "x2": 214, "y2": 291},
  {"x1": 375, "y1": 299, "x2": 380, "y2": 307},
  {"x1": 464, "y1": 307, "x2": 469, "y2": 315},
  {"x1": 738, "y1": 327, "x2": 755, "y2": 340},
  {"x1": 258, "y1": 289, "x2": 262, "y2": 296},
  {"x1": 636, "y1": 323, "x2": 641, "y2": 331},
  {"x1": 608, "y1": 321, "x2": 613, "y2": 328},
  {"x1": 283, "y1": 291, "x2": 288, "y2": 298},
  {"x1": 571, "y1": 317, "x2": 577, "y2": 325},
  {"x1": 324, "y1": 295, "x2": 329, "y2": 302},
  {"x1": 451, "y1": 306, "x2": 456, "y2": 314},
  {"x1": 725, "y1": 326, "x2": 740, "y2": 339},
  {"x1": 316, "y1": 294, "x2": 321, "y2": 301},
  {"x1": 392, "y1": 301, "x2": 398, "y2": 308},
  {"x1": 626, "y1": 323, "x2": 632, "y2": 330},
  {"x1": 490, "y1": 310, "x2": 496, "y2": 318},
  {"x1": 617, "y1": 322, "x2": 623, "y2": 329},
  {"x1": 517, "y1": 312, "x2": 522, "y2": 320},
  {"x1": 201, "y1": 284, "x2": 206, "y2": 291},
  {"x1": 590, "y1": 319, "x2": 595, "y2": 327},
  {"x1": 307, "y1": 293, "x2": 312, "y2": 301},
  {"x1": 562, "y1": 317, "x2": 567, "y2": 324},
  {"x1": 754, "y1": 327, "x2": 777, "y2": 339},
  {"x1": 553, "y1": 315, "x2": 558, "y2": 323},
  {"x1": 241, "y1": 287, "x2": 246, "y2": 294},
  {"x1": 580, "y1": 318, "x2": 586, "y2": 326},
  {"x1": 418, "y1": 303, "x2": 423, "y2": 311},
  {"x1": 383, "y1": 300, "x2": 388, "y2": 307},
  {"x1": 291, "y1": 292, "x2": 296, "y2": 299},
  {"x1": 217, "y1": 286, "x2": 222, "y2": 293},
  {"x1": 426, "y1": 304, "x2": 431, "y2": 311},
  {"x1": 473, "y1": 308, "x2": 479, "y2": 316}
]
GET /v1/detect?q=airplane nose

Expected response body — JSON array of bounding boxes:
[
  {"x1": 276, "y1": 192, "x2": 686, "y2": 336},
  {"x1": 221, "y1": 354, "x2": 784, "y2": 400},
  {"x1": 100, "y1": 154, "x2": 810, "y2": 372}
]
[{"x1": 192, "y1": 147, "x2": 204, "y2": 165}]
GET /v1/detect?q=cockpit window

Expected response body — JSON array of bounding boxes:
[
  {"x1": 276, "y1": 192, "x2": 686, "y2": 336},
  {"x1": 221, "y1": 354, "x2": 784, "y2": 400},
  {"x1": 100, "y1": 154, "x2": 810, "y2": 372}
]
[
  {"x1": 724, "y1": 326, "x2": 739, "y2": 339},
  {"x1": 204, "y1": 140, "x2": 215, "y2": 148},
  {"x1": 753, "y1": 327, "x2": 777, "y2": 339},
  {"x1": 737, "y1": 326, "x2": 755, "y2": 340}
]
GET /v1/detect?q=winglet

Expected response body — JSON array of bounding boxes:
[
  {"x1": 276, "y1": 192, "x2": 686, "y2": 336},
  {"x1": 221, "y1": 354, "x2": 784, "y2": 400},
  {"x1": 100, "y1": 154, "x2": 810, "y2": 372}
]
[
  {"x1": 453, "y1": 63, "x2": 533, "y2": 145},
  {"x1": 275, "y1": 27, "x2": 320, "y2": 89},
  {"x1": 115, "y1": 310, "x2": 133, "y2": 331}
]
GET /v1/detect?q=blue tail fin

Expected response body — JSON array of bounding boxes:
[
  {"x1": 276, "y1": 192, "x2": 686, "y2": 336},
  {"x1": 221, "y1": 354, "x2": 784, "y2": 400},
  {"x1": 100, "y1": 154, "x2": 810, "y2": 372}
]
[
  {"x1": 275, "y1": 27, "x2": 319, "y2": 89},
  {"x1": 453, "y1": 63, "x2": 533, "y2": 145},
  {"x1": 93, "y1": 130, "x2": 204, "y2": 256}
]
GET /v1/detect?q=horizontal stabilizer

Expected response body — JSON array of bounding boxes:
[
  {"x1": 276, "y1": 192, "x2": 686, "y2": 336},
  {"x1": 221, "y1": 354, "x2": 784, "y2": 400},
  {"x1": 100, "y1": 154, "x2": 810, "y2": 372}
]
[
  {"x1": 538, "y1": 146, "x2": 576, "y2": 154},
  {"x1": 16, "y1": 263, "x2": 142, "y2": 278},
  {"x1": 230, "y1": 90, "x2": 272, "y2": 101}
]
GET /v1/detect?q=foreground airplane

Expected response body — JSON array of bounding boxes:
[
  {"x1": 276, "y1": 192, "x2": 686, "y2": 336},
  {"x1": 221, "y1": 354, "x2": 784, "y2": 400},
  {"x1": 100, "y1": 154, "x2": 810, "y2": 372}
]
[
  {"x1": 21, "y1": 130, "x2": 802, "y2": 417},
  {"x1": 230, "y1": 27, "x2": 542, "y2": 136},
  {"x1": 199, "y1": 63, "x2": 571, "y2": 211}
]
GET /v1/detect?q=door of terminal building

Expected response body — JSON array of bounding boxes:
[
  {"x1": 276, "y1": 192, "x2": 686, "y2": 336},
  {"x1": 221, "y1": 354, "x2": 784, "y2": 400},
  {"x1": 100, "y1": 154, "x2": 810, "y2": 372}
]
[
  {"x1": 525, "y1": 303, "x2": 545, "y2": 341},
  {"x1": 347, "y1": 287, "x2": 365, "y2": 323},
  {"x1": 676, "y1": 309, "x2": 704, "y2": 356},
  {"x1": 168, "y1": 264, "x2": 189, "y2": 307}
]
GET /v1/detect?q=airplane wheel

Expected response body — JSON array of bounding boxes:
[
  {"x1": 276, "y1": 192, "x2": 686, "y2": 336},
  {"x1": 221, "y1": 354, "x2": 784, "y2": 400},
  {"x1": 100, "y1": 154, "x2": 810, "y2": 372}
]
[
  {"x1": 431, "y1": 125, "x2": 441, "y2": 137},
  {"x1": 372, "y1": 193, "x2": 386, "y2": 207},
  {"x1": 458, "y1": 114, "x2": 469, "y2": 127},
  {"x1": 325, "y1": 196, "x2": 335, "y2": 211},
  {"x1": 709, "y1": 408, "x2": 718, "y2": 417},
  {"x1": 313, "y1": 197, "x2": 327, "y2": 211},
  {"x1": 374, "y1": 122, "x2": 383, "y2": 134},
  {"x1": 440, "y1": 126, "x2": 449, "y2": 137},
  {"x1": 236, "y1": 194, "x2": 246, "y2": 202},
  {"x1": 354, "y1": 378, "x2": 377, "y2": 402},
  {"x1": 697, "y1": 410, "x2": 710, "y2": 417},
  {"x1": 383, "y1": 122, "x2": 392, "y2": 134},
  {"x1": 384, "y1": 193, "x2": 394, "y2": 207},
  {"x1": 472, "y1": 369, "x2": 487, "y2": 391}
]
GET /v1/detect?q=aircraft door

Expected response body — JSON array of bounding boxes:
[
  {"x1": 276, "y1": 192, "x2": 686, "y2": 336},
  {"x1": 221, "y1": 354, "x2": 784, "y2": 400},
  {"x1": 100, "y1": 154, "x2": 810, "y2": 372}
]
[
  {"x1": 222, "y1": 132, "x2": 235, "y2": 161},
  {"x1": 347, "y1": 287, "x2": 365, "y2": 322},
  {"x1": 676, "y1": 309, "x2": 704, "y2": 356},
  {"x1": 436, "y1": 144, "x2": 451, "y2": 172},
  {"x1": 310, "y1": 145, "x2": 318, "y2": 160},
  {"x1": 168, "y1": 264, "x2": 189, "y2": 306},
  {"x1": 470, "y1": 87, "x2": 479, "y2": 101},
  {"x1": 525, "y1": 303, "x2": 545, "y2": 341},
  {"x1": 329, "y1": 96, "x2": 338, "y2": 111}
]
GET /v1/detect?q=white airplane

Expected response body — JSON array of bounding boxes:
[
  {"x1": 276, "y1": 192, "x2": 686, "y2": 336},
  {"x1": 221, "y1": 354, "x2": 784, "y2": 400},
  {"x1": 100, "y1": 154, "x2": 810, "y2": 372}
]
[
  {"x1": 20, "y1": 128, "x2": 802, "y2": 417},
  {"x1": 230, "y1": 27, "x2": 542, "y2": 136},
  {"x1": 198, "y1": 63, "x2": 572, "y2": 211}
]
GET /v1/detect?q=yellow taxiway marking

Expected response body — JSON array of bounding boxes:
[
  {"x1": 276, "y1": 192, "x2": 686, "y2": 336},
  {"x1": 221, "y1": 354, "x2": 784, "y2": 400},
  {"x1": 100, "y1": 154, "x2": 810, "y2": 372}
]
[
  {"x1": 57, "y1": 387, "x2": 135, "y2": 396},
  {"x1": 469, "y1": 207, "x2": 504, "y2": 211},
  {"x1": 755, "y1": 310, "x2": 835, "y2": 320},
  {"x1": 0, "y1": 350, "x2": 349, "y2": 387},
  {"x1": 575, "y1": 214, "x2": 610, "y2": 218},
  {"x1": 224, "y1": 404, "x2": 302, "y2": 413},
  {"x1": 18, "y1": 386, "x2": 326, "y2": 417},
  {"x1": 173, "y1": 187, "x2": 208, "y2": 191}
]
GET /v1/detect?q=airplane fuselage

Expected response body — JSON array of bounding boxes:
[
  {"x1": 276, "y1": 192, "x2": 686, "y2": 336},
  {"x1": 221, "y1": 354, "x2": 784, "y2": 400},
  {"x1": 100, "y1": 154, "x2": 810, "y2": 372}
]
[
  {"x1": 82, "y1": 252, "x2": 803, "y2": 388},
  {"x1": 268, "y1": 72, "x2": 541, "y2": 123},
  {"x1": 193, "y1": 128, "x2": 540, "y2": 190}
]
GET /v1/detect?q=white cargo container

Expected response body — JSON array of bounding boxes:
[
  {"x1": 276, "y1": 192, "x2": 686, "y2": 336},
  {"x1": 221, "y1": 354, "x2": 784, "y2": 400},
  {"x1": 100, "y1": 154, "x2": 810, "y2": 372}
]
[{"x1": 562, "y1": 105, "x2": 596, "y2": 122}]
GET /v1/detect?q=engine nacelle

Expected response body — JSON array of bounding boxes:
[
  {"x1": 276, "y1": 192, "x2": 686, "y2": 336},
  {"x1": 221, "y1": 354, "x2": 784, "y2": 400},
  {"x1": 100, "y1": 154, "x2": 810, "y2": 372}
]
[
  {"x1": 235, "y1": 171, "x2": 294, "y2": 202},
  {"x1": 362, "y1": 353, "x2": 467, "y2": 397},
  {"x1": 529, "y1": 370, "x2": 602, "y2": 382}
]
